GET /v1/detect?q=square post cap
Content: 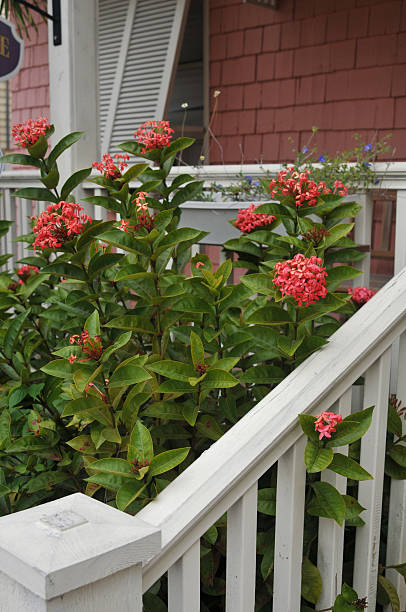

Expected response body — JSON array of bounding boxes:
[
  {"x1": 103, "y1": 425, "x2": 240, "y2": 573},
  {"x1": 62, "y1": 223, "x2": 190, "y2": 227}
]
[{"x1": 0, "y1": 493, "x2": 161, "y2": 599}]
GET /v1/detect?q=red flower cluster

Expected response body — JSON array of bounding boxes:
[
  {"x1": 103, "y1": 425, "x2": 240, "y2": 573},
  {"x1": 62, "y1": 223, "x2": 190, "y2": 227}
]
[
  {"x1": 314, "y1": 411, "x2": 343, "y2": 440},
  {"x1": 16, "y1": 265, "x2": 39, "y2": 285},
  {"x1": 269, "y1": 167, "x2": 334, "y2": 207},
  {"x1": 273, "y1": 253, "x2": 328, "y2": 307},
  {"x1": 130, "y1": 457, "x2": 151, "y2": 474},
  {"x1": 195, "y1": 363, "x2": 209, "y2": 375},
  {"x1": 69, "y1": 329, "x2": 104, "y2": 361},
  {"x1": 332, "y1": 179, "x2": 348, "y2": 197},
  {"x1": 92, "y1": 153, "x2": 130, "y2": 179},
  {"x1": 133, "y1": 191, "x2": 148, "y2": 211},
  {"x1": 301, "y1": 226, "x2": 330, "y2": 245},
  {"x1": 348, "y1": 286, "x2": 375, "y2": 306},
  {"x1": 133, "y1": 120, "x2": 174, "y2": 153},
  {"x1": 33, "y1": 202, "x2": 92, "y2": 250},
  {"x1": 234, "y1": 204, "x2": 276, "y2": 233},
  {"x1": 12, "y1": 117, "x2": 50, "y2": 148}
]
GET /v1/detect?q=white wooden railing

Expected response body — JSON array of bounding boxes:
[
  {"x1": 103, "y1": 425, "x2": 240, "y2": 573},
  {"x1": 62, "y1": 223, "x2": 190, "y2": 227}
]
[{"x1": 0, "y1": 265, "x2": 405, "y2": 611}]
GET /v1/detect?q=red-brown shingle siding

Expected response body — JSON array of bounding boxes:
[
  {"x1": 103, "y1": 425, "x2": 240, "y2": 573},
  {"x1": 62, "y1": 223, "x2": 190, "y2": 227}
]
[{"x1": 209, "y1": 0, "x2": 406, "y2": 162}]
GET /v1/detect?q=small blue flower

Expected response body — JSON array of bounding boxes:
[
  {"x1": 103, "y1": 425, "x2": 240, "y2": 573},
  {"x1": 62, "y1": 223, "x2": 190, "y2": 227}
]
[
  {"x1": 254, "y1": 181, "x2": 260, "y2": 187},
  {"x1": 364, "y1": 144, "x2": 372, "y2": 152},
  {"x1": 362, "y1": 161, "x2": 371, "y2": 167},
  {"x1": 375, "y1": 179, "x2": 380, "y2": 184},
  {"x1": 318, "y1": 155, "x2": 326, "y2": 163},
  {"x1": 245, "y1": 175, "x2": 252, "y2": 184},
  {"x1": 302, "y1": 147, "x2": 309, "y2": 153}
]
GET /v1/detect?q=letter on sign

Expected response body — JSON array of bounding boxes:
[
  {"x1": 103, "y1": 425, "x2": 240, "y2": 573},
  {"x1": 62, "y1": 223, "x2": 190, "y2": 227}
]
[{"x1": 0, "y1": 17, "x2": 24, "y2": 82}]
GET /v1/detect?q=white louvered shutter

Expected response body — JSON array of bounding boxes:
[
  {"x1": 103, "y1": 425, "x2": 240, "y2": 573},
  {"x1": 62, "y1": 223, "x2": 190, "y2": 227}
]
[{"x1": 98, "y1": 0, "x2": 188, "y2": 153}]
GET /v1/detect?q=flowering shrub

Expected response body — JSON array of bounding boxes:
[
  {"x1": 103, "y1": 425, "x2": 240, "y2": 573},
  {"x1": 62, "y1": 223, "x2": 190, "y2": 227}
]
[
  {"x1": 12, "y1": 117, "x2": 50, "y2": 148},
  {"x1": 0, "y1": 120, "x2": 399, "y2": 611},
  {"x1": 268, "y1": 167, "x2": 347, "y2": 207}
]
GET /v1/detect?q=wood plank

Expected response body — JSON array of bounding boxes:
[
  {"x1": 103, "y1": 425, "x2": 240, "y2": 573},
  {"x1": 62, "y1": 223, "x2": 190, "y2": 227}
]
[
  {"x1": 273, "y1": 437, "x2": 306, "y2": 612},
  {"x1": 317, "y1": 388, "x2": 352, "y2": 608},
  {"x1": 168, "y1": 540, "x2": 200, "y2": 612},
  {"x1": 226, "y1": 482, "x2": 258, "y2": 612},
  {"x1": 353, "y1": 348, "x2": 391, "y2": 608}
]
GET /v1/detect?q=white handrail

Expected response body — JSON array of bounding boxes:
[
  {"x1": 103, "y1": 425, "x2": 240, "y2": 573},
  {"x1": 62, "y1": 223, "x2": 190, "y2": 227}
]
[{"x1": 137, "y1": 266, "x2": 406, "y2": 592}]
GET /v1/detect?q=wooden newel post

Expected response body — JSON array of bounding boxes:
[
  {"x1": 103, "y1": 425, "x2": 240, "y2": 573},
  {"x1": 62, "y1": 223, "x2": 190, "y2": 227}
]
[{"x1": 0, "y1": 493, "x2": 161, "y2": 611}]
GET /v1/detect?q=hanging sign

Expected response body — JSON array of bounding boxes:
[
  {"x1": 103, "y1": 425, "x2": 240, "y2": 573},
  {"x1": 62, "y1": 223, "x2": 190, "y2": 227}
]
[
  {"x1": 0, "y1": 17, "x2": 24, "y2": 82},
  {"x1": 243, "y1": 0, "x2": 278, "y2": 7}
]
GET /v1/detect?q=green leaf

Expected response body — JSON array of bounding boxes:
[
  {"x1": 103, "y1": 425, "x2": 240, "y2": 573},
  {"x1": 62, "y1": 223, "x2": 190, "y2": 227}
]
[
  {"x1": 109, "y1": 364, "x2": 152, "y2": 388},
  {"x1": 62, "y1": 397, "x2": 113, "y2": 427},
  {"x1": 162, "y1": 137, "x2": 195, "y2": 162},
  {"x1": 328, "y1": 453, "x2": 373, "y2": 480},
  {"x1": 42, "y1": 262, "x2": 87, "y2": 280},
  {"x1": 170, "y1": 180, "x2": 204, "y2": 207},
  {"x1": 343, "y1": 495, "x2": 365, "y2": 519},
  {"x1": 104, "y1": 315, "x2": 156, "y2": 333},
  {"x1": 239, "y1": 365, "x2": 284, "y2": 384},
  {"x1": 190, "y1": 330, "x2": 204, "y2": 367},
  {"x1": 27, "y1": 134, "x2": 48, "y2": 158},
  {"x1": 301, "y1": 558, "x2": 322, "y2": 604},
  {"x1": 299, "y1": 414, "x2": 319, "y2": 442},
  {"x1": 385, "y1": 456, "x2": 406, "y2": 480},
  {"x1": 202, "y1": 369, "x2": 239, "y2": 389},
  {"x1": 312, "y1": 481, "x2": 346, "y2": 525},
  {"x1": 0, "y1": 484, "x2": 10, "y2": 498},
  {"x1": 41, "y1": 359, "x2": 74, "y2": 378},
  {"x1": 388, "y1": 404, "x2": 403, "y2": 437},
  {"x1": 333, "y1": 594, "x2": 355, "y2": 612},
  {"x1": 172, "y1": 296, "x2": 213, "y2": 314},
  {"x1": 147, "y1": 360, "x2": 196, "y2": 382},
  {"x1": 120, "y1": 162, "x2": 149, "y2": 183},
  {"x1": 341, "y1": 582, "x2": 358, "y2": 603},
  {"x1": 159, "y1": 227, "x2": 205, "y2": 250},
  {"x1": 258, "y1": 487, "x2": 276, "y2": 515},
  {"x1": 84, "y1": 309, "x2": 100, "y2": 337},
  {"x1": 388, "y1": 444, "x2": 406, "y2": 467},
  {"x1": 88, "y1": 253, "x2": 123, "y2": 279},
  {"x1": 324, "y1": 223, "x2": 354, "y2": 248},
  {"x1": 97, "y1": 230, "x2": 150, "y2": 256},
  {"x1": 3, "y1": 310, "x2": 30, "y2": 359},
  {"x1": 149, "y1": 447, "x2": 190, "y2": 476},
  {"x1": 128, "y1": 421, "x2": 154, "y2": 463},
  {"x1": 25, "y1": 471, "x2": 69, "y2": 493},
  {"x1": 47, "y1": 131, "x2": 84, "y2": 168},
  {"x1": 116, "y1": 480, "x2": 147, "y2": 511},
  {"x1": 298, "y1": 293, "x2": 350, "y2": 322},
  {"x1": 12, "y1": 187, "x2": 58, "y2": 203},
  {"x1": 305, "y1": 440, "x2": 334, "y2": 473},
  {"x1": 83, "y1": 195, "x2": 123, "y2": 215},
  {"x1": 241, "y1": 273, "x2": 275, "y2": 296},
  {"x1": 0, "y1": 410, "x2": 11, "y2": 449},
  {"x1": 0, "y1": 220, "x2": 13, "y2": 238},
  {"x1": 88, "y1": 458, "x2": 134, "y2": 478},
  {"x1": 245, "y1": 305, "x2": 292, "y2": 325},
  {"x1": 388, "y1": 563, "x2": 406, "y2": 585},
  {"x1": 325, "y1": 406, "x2": 374, "y2": 447},
  {"x1": 196, "y1": 415, "x2": 223, "y2": 440},
  {"x1": 7, "y1": 436, "x2": 50, "y2": 453},
  {"x1": 0, "y1": 153, "x2": 41, "y2": 168},
  {"x1": 277, "y1": 334, "x2": 304, "y2": 357},
  {"x1": 61, "y1": 167, "x2": 92, "y2": 200},
  {"x1": 326, "y1": 265, "x2": 362, "y2": 291},
  {"x1": 261, "y1": 538, "x2": 275, "y2": 581},
  {"x1": 378, "y1": 576, "x2": 400, "y2": 612},
  {"x1": 101, "y1": 331, "x2": 132, "y2": 362}
]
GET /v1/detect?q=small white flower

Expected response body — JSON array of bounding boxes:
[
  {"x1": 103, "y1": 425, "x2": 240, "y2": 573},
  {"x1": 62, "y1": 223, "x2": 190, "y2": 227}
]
[
  {"x1": 181, "y1": 102, "x2": 189, "y2": 109},
  {"x1": 213, "y1": 90, "x2": 221, "y2": 98}
]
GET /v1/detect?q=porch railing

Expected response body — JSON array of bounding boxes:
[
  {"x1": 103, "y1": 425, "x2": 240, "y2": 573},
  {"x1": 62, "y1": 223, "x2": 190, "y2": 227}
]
[{"x1": 0, "y1": 263, "x2": 405, "y2": 611}]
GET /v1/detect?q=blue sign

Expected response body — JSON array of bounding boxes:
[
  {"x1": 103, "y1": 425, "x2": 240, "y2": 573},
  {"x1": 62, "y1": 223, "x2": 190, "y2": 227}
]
[{"x1": 0, "y1": 17, "x2": 24, "y2": 82}]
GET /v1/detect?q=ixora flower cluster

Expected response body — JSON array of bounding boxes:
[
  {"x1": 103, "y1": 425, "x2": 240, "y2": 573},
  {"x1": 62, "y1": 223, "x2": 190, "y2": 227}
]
[
  {"x1": 133, "y1": 120, "x2": 174, "y2": 153},
  {"x1": 269, "y1": 167, "x2": 348, "y2": 207},
  {"x1": 11, "y1": 117, "x2": 50, "y2": 148},
  {"x1": 16, "y1": 265, "x2": 39, "y2": 284},
  {"x1": 314, "y1": 411, "x2": 343, "y2": 440},
  {"x1": 69, "y1": 330, "x2": 104, "y2": 362},
  {"x1": 120, "y1": 192, "x2": 155, "y2": 233},
  {"x1": 33, "y1": 202, "x2": 92, "y2": 250},
  {"x1": 234, "y1": 203, "x2": 276, "y2": 233},
  {"x1": 348, "y1": 286, "x2": 376, "y2": 305},
  {"x1": 92, "y1": 153, "x2": 130, "y2": 179},
  {"x1": 273, "y1": 253, "x2": 328, "y2": 307}
]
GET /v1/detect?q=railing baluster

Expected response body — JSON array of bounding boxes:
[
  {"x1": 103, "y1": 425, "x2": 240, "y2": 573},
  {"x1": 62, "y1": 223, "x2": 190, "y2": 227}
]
[
  {"x1": 4, "y1": 189, "x2": 16, "y2": 267},
  {"x1": 386, "y1": 330, "x2": 406, "y2": 607},
  {"x1": 354, "y1": 190, "x2": 373, "y2": 287},
  {"x1": 226, "y1": 481, "x2": 258, "y2": 612},
  {"x1": 353, "y1": 348, "x2": 391, "y2": 607},
  {"x1": 317, "y1": 388, "x2": 352, "y2": 608},
  {"x1": 273, "y1": 436, "x2": 306, "y2": 612},
  {"x1": 168, "y1": 540, "x2": 200, "y2": 612}
]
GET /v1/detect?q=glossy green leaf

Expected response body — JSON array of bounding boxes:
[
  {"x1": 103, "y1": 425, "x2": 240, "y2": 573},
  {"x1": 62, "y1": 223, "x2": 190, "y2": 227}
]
[
  {"x1": 149, "y1": 447, "x2": 190, "y2": 476},
  {"x1": 84, "y1": 309, "x2": 100, "y2": 337},
  {"x1": 304, "y1": 440, "x2": 334, "y2": 473},
  {"x1": 12, "y1": 187, "x2": 58, "y2": 203},
  {"x1": 41, "y1": 359, "x2": 74, "y2": 378},
  {"x1": 312, "y1": 481, "x2": 346, "y2": 525},
  {"x1": 378, "y1": 576, "x2": 400, "y2": 612},
  {"x1": 3, "y1": 310, "x2": 30, "y2": 359},
  {"x1": 47, "y1": 131, "x2": 84, "y2": 168},
  {"x1": 301, "y1": 558, "x2": 322, "y2": 604},
  {"x1": 258, "y1": 488, "x2": 276, "y2": 516},
  {"x1": 61, "y1": 167, "x2": 92, "y2": 200},
  {"x1": 147, "y1": 360, "x2": 196, "y2": 382},
  {"x1": 201, "y1": 369, "x2": 239, "y2": 389},
  {"x1": 128, "y1": 421, "x2": 154, "y2": 463},
  {"x1": 116, "y1": 480, "x2": 147, "y2": 511},
  {"x1": 42, "y1": 262, "x2": 87, "y2": 280},
  {"x1": 0, "y1": 153, "x2": 41, "y2": 168},
  {"x1": 190, "y1": 330, "x2": 205, "y2": 367},
  {"x1": 109, "y1": 364, "x2": 152, "y2": 388},
  {"x1": 328, "y1": 453, "x2": 373, "y2": 480}
]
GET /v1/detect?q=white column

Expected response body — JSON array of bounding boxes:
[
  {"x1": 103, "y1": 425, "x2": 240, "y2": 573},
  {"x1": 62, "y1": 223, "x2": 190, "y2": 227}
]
[
  {"x1": 168, "y1": 540, "x2": 200, "y2": 612},
  {"x1": 47, "y1": 0, "x2": 99, "y2": 182},
  {"x1": 0, "y1": 493, "x2": 160, "y2": 611}
]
